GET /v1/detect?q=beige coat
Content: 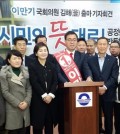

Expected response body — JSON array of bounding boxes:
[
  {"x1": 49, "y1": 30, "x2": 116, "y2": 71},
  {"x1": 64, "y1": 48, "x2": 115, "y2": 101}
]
[{"x1": 0, "y1": 65, "x2": 32, "y2": 130}]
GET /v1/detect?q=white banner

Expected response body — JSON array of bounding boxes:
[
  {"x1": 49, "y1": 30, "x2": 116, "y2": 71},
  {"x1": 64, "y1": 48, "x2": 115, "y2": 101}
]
[{"x1": 0, "y1": 0, "x2": 120, "y2": 55}]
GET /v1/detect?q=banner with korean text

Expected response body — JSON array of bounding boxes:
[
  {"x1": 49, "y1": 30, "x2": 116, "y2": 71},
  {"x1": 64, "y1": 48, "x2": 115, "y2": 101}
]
[{"x1": 0, "y1": 0, "x2": 120, "y2": 56}]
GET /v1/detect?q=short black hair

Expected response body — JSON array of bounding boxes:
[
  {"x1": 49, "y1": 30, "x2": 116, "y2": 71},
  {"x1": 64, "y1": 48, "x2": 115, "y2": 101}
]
[
  {"x1": 33, "y1": 42, "x2": 49, "y2": 55},
  {"x1": 97, "y1": 37, "x2": 109, "y2": 44},
  {"x1": 64, "y1": 31, "x2": 78, "y2": 40},
  {"x1": 110, "y1": 40, "x2": 120, "y2": 47},
  {"x1": 34, "y1": 35, "x2": 47, "y2": 44},
  {"x1": 6, "y1": 50, "x2": 23, "y2": 65},
  {"x1": 78, "y1": 38, "x2": 87, "y2": 45},
  {"x1": 13, "y1": 36, "x2": 28, "y2": 45}
]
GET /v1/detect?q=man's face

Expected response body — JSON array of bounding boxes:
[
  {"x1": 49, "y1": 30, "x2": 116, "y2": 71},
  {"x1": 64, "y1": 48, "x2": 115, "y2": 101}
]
[
  {"x1": 65, "y1": 34, "x2": 77, "y2": 52},
  {"x1": 14, "y1": 40, "x2": 27, "y2": 56},
  {"x1": 87, "y1": 40, "x2": 96, "y2": 55},
  {"x1": 37, "y1": 37, "x2": 47, "y2": 45},
  {"x1": 109, "y1": 42, "x2": 120, "y2": 57},
  {"x1": 97, "y1": 39, "x2": 108, "y2": 55},
  {"x1": 77, "y1": 41, "x2": 87, "y2": 53}
]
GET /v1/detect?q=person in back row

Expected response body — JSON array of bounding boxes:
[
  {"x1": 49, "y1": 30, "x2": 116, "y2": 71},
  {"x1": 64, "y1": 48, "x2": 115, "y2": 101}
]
[
  {"x1": 86, "y1": 38, "x2": 97, "y2": 56},
  {"x1": 13, "y1": 36, "x2": 32, "y2": 67},
  {"x1": 76, "y1": 38, "x2": 87, "y2": 53}
]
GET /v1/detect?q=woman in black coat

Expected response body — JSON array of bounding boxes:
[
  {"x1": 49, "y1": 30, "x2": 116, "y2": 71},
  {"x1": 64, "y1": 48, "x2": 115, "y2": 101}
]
[{"x1": 28, "y1": 42, "x2": 58, "y2": 134}]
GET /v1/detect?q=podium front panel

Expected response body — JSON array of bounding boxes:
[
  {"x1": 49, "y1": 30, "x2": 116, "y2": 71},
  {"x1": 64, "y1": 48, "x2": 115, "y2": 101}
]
[{"x1": 64, "y1": 86, "x2": 99, "y2": 134}]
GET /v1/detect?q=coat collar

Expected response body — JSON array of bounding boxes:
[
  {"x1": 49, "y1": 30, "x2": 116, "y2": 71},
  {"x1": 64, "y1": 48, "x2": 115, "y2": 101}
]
[{"x1": 1, "y1": 65, "x2": 29, "y2": 86}]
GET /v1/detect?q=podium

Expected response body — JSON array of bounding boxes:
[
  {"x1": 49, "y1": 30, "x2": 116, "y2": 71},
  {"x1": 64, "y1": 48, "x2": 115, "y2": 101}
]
[{"x1": 60, "y1": 81, "x2": 104, "y2": 134}]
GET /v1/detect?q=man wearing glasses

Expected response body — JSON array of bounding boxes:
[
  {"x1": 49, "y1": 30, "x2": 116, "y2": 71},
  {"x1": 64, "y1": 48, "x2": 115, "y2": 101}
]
[{"x1": 55, "y1": 31, "x2": 92, "y2": 134}]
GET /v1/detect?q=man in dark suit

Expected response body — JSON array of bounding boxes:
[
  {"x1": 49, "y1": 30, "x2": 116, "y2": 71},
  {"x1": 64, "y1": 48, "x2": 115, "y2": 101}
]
[
  {"x1": 109, "y1": 40, "x2": 120, "y2": 134},
  {"x1": 13, "y1": 36, "x2": 32, "y2": 67},
  {"x1": 87, "y1": 37, "x2": 119, "y2": 134},
  {"x1": 56, "y1": 31, "x2": 92, "y2": 134}
]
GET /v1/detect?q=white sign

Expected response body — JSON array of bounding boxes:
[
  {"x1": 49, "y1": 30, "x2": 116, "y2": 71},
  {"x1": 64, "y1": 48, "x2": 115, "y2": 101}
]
[{"x1": 76, "y1": 92, "x2": 93, "y2": 107}]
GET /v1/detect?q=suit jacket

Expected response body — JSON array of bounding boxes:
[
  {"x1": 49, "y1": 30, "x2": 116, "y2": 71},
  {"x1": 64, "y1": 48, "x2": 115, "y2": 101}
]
[
  {"x1": 87, "y1": 54, "x2": 119, "y2": 101},
  {"x1": 28, "y1": 59, "x2": 58, "y2": 129},
  {"x1": 85, "y1": 52, "x2": 97, "y2": 58},
  {"x1": 25, "y1": 55, "x2": 32, "y2": 67},
  {"x1": 118, "y1": 55, "x2": 120, "y2": 97},
  {"x1": 56, "y1": 50, "x2": 92, "y2": 83},
  {"x1": 0, "y1": 56, "x2": 5, "y2": 67}
]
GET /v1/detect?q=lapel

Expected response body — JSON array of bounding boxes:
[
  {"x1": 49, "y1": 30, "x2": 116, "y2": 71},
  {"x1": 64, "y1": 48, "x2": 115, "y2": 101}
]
[
  {"x1": 74, "y1": 51, "x2": 79, "y2": 64},
  {"x1": 25, "y1": 55, "x2": 28, "y2": 66},
  {"x1": 118, "y1": 56, "x2": 120, "y2": 66},
  {"x1": 94, "y1": 55, "x2": 101, "y2": 72},
  {"x1": 11, "y1": 72, "x2": 24, "y2": 86}
]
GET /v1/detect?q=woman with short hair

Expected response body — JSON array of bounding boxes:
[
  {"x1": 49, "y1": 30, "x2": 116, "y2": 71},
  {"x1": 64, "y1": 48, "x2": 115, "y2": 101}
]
[{"x1": 0, "y1": 50, "x2": 32, "y2": 134}]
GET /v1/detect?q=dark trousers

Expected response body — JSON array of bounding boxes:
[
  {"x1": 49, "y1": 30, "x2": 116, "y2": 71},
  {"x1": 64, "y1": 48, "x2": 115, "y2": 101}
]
[
  {"x1": 0, "y1": 124, "x2": 5, "y2": 134},
  {"x1": 99, "y1": 97, "x2": 114, "y2": 134},
  {"x1": 57, "y1": 89, "x2": 64, "y2": 134},
  {"x1": 33, "y1": 110, "x2": 53, "y2": 134},
  {"x1": 99, "y1": 98, "x2": 103, "y2": 131},
  {"x1": 33, "y1": 127, "x2": 42, "y2": 134},
  {"x1": 114, "y1": 102, "x2": 120, "y2": 134},
  {"x1": 8, "y1": 128, "x2": 26, "y2": 134},
  {"x1": 7, "y1": 124, "x2": 30, "y2": 134},
  {"x1": 25, "y1": 126, "x2": 30, "y2": 134}
]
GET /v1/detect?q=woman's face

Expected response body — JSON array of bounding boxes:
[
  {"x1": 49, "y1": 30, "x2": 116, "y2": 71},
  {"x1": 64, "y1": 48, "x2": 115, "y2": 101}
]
[
  {"x1": 8, "y1": 55, "x2": 22, "y2": 68},
  {"x1": 36, "y1": 46, "x2": 48, "y2": 60}
]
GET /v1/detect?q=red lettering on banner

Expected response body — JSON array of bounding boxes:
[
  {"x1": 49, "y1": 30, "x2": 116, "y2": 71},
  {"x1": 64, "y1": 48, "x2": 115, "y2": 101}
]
[{"x1": 49, "y1": 21, "x2": 68, "y2": 48}]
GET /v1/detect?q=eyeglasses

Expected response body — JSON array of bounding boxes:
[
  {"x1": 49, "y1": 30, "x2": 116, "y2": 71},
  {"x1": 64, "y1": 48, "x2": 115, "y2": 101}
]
[{"x1": 66, "y1": 39, "x2": 77, "y2": 42}]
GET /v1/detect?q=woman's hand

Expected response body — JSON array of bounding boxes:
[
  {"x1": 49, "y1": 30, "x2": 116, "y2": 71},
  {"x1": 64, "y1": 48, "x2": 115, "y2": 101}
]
[
  {"x1": 43, "y1": 95, "x2": 52, "y2": 104},
  {"x1": 18, "y1": 101, "x2": 28, "y2": 110}
]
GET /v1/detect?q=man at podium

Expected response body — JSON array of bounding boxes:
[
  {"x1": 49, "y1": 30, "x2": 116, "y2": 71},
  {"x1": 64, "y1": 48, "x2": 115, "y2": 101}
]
[
  {"x1": 87, "y1": 37, "x2": 119, "y2": 134},
  {"x1": 54, "y1": 31, "x2": 92, "y2": 134}
]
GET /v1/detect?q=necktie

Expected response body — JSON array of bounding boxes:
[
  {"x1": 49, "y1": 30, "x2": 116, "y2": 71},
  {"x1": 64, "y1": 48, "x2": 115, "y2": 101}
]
[{"x1": 70, "y1": 53, "x2": 73, "y2": 59}]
